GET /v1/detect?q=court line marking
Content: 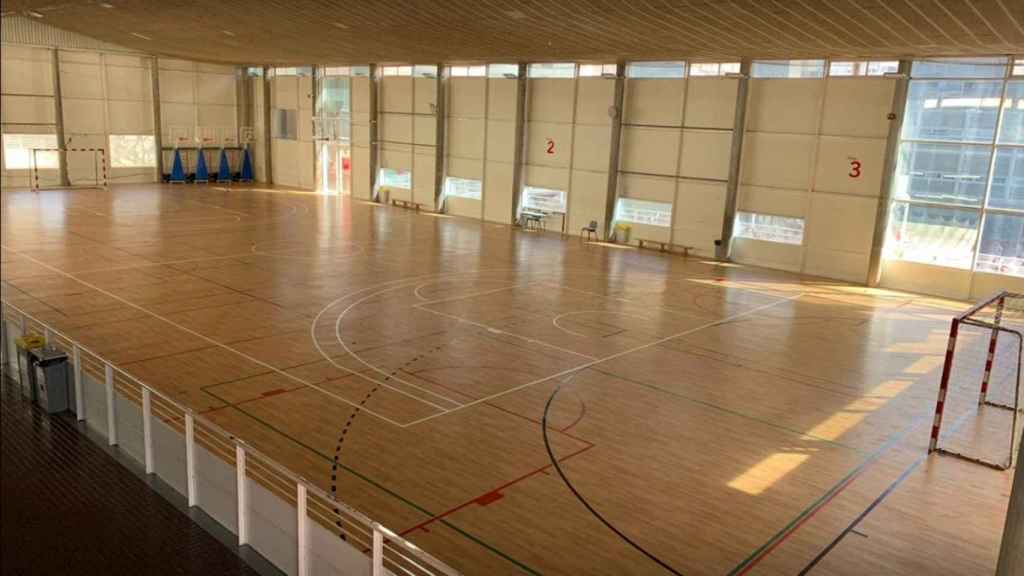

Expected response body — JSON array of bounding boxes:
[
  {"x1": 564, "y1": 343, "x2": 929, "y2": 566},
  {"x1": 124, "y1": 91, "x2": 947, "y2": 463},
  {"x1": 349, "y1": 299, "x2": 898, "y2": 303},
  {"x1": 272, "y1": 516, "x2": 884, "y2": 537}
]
[
  {"x1": 1, "y1": 244, "x2": 424, "y2": 427},
  {"x1": 401, "y1": 292, "x2": 806, "y2": 427},
  {"x1": 551, "y1": 310, "x2": 654, "y2": 339}
]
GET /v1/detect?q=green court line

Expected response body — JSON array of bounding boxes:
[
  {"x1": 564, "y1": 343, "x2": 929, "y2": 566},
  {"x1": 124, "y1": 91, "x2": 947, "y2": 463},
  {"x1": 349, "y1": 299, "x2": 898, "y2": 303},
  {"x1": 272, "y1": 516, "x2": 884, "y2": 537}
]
[
  {"x1": 590, "y1": 367, "x2": 862, "y2": 452},
  {"x1": 201, "y1": 387, "x2": 542, "y2": 576}
]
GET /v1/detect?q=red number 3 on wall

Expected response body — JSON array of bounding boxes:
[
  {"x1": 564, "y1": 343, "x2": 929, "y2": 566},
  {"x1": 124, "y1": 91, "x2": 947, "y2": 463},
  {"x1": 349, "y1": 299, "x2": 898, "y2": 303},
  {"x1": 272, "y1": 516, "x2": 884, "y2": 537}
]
[
  {"x1": 849, "y1": 160, "x2": 862, "y2": 178},
  {"x1": 546, "y1": 138, "x2": 555, "y2": 155}
]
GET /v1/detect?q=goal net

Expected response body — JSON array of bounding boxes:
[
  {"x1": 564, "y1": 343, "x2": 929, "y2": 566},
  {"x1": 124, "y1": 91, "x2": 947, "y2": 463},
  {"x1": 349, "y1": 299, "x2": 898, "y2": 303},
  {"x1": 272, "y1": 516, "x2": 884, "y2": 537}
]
[
  {"x1": 31, "y1": 148, "x2": 108, "y2": 190},
  {"x1": 930, "y1": 291, "x2": 1023, "y2": 470}
]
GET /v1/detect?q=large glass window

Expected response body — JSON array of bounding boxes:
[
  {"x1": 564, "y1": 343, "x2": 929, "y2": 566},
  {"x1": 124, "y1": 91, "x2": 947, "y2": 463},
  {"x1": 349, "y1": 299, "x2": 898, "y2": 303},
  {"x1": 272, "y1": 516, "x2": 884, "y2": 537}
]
[
  {"x1": 616, "y1": 198, "x2": 671, "y2": 227},
  {"x1": 892, "y1": 142, "x2": 991, "y2": 206},
  {"x1": 527, "y1": 63, "x2": 575, "y2": 79},
  {"x1": 751, "y1": 60, "x2": 825, "y2": 79},
  {"x1": 626, "y1": 62, "x2": 686, "y2": 79},
  {"x1": 829, "y1": 60, "x2": 899, "y2": 77},
  {"x1": 108, "y1": 135, "x2": 156, "y2": 168},
  {"x1": 444, "y1": 177, "x2": 482, "y2": 200},
  {"x1": 379, "y1": 168, "x2": 411, "y2": 189},
  {"x1": 488, "y1": 64, "x2": 519, "y2": 78},
  {"x1": 579, "y1": 64, "x2": 616, "y2": 78},
  {"x1": 272, "y1": 109, "x2": 297, "y2": 140},
  {"x1": 689, "y1": 62, "x2": 740, "y2": 77},
  {"x1": 976, "y1": 213, "x2": 1024, "y2": 276},
  {"x1": 902, "y1": 80, "x2": 1002, "y2": 143},
  {"x1": 884, "y1": 56, "x2": 1023, "y2": 278},
  {"x1": 734, "y1": 212, "x2": 805, "y2": 245},
  {"x1": 522, "y1": 186, "x2": 567, "y2": 212},
  {"x1": 2, "y1": 134, "x2": 58, "y2": 169}
]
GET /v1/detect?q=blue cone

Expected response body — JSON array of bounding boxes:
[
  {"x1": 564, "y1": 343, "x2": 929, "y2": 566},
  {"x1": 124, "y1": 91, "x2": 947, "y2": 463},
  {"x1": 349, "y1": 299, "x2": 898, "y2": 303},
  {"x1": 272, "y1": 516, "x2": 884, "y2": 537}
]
[
  {"x1": 217, "y1": 149, "x2": 231, "y2": 182},
  {"x1": 239, "y1": 148, "x2": 253, "y2": 182},
  {"x1": 169, "y1": 149, "x2": 186, "y2": 183},
  {"x1": 195, "y1": 149, "x2": 209, "y2": 183}
]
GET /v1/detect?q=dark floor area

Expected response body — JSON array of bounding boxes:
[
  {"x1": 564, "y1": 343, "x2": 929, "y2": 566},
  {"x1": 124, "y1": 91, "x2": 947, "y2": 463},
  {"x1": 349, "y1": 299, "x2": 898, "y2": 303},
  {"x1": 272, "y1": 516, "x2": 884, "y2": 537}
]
[{"x1": 1, "y1": 376, "x2": 260, "y2": 575}]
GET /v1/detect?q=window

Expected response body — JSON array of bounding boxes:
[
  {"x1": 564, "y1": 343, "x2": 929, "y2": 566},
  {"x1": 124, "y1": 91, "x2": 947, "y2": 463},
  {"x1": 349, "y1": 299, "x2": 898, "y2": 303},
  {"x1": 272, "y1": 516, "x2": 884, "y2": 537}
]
[
  {"x1": 616, "y1": 198, "x2": 671, "y2": 227},
  {"x1": 444, "y1": 177, "x2": 481, "y2": 200},
  {"x1": 892, "y1": 142, "x2": 991, "y2": 207},
  {"x1": 734, "y1": 212, "x2": 805, "y2": 245},
  {"x1": 273, "y1": 67, "x2": 312, "y2": 77},
  {"x1": 689, "y1": 62, "x2": 740, "y2": 77},
  {"x1": 828, "y1": 60, "x2": 899, "y2": 77},
  {"x1": 273, "y1": 109, "x2": 297, "y2": 140},
  {"x1": 382, "y1": 66, "x2": 413, "y2": 77},
  {"x1": 413, "y1": 65, "x2": 437, "y2": 78},
  {"x1": 627, "y1": 61, "x2": 686, "y2": 78},
  {"x1": 884, "y1": 202, "x2": 980, "y2": 269},
  {"x1": 379, "y1": 168, "x2": 411, "y2": 189},
  {"x1": 449, "y1": 65, "x2": 486, "y2": 78},
  {"x1": 883, "y1": 57, "x2": 1024, "y2": 279},
  {"x1": 902, "y1": 80, "x2": 1003, "y2": 143},
  {"x1": 351, "y1": 66, "x2": 371, "y2": 77},
  {"x1": 527, "y1": 63, "x2": 575, "y2": 78},
  {"x1": 488, "y1": 64, "x2": 519, "y2": 78},
  {"x1": 2, "y1": 134, "x2": 58, "y2": 169},
  {"x1": 999, "y1": 81, "x2": 1023, "y2": 145},
  {"x1": 522, "y1": 186, "x2": 566, "y2": 212},
  {"x1": 579, "y1": 64, "x2": 616, "y2": 77},
  {"x1": 108, "y1": 135, "x2": 156, "y2": 168},
  {"x1": 911, "y1": 57, "x2": 1007, "y2": 79},
  {"x1": 751, "y1": 60, "x2": 826, "y2": 78},
  {"x1": 244, "y1": 67, "x2": 264, "y2": 77},
  {"x1": 1014, "y1": 59, "x2": 1024, "y2": 76},
  {"x1": 976, "y1": 213, "x2": 1024, "y2": 277},
  {"x1": 323, "y1": 66, "x2": 350, "y2": 76}
]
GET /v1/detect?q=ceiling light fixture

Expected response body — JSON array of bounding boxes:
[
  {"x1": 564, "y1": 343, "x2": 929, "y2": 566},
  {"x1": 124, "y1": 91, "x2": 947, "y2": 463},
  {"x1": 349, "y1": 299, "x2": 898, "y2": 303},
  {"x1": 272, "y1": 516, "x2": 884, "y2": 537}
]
[
  {"x1": 99, "y1": 2, "x2": 114, "y2": 7},
  {"x1": 27, "y1": 10, "x2": 44, "y2": 18},
  {"x1": 222, "y1": 30, "x2": 235, "y2": 36},
  {"x1": 130, "y1": 32, "x2": 151, "y2": 40},
  {"x1": 332, "y1": 22, "x2": 348, "y2": 29}
]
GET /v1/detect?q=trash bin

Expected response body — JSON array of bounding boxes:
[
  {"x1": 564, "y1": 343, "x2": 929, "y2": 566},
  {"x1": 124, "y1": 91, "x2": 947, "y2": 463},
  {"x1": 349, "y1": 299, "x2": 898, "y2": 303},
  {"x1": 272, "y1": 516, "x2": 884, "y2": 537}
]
[
  {"x1": 613, "y1": 223, "x2": 632, "y2": 244},
  {"x1": 15, "y1": 333, "x2": 45, "y2": 401},
  {"x1": 29, "y1": 347, "x2": 69, "y2": 414}
]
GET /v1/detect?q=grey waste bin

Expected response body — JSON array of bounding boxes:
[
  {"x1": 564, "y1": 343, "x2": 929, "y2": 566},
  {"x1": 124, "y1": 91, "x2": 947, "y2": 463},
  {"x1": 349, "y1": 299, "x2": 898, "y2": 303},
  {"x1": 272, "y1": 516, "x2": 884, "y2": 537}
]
[{"x1": 29, "y1": 347, "x2": 69, "y2": 414}]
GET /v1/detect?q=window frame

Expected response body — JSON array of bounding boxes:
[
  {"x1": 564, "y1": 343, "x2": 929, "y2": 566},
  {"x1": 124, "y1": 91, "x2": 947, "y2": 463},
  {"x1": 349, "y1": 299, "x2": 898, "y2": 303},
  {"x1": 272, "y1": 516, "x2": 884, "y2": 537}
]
[
  {"x1": 444, "y1": 176, "x2": 482, "y2": 200},
  {"x1": 615, "y1": 197, "x2": 672, "y2": 227},
  {"x1": 733, "y1": 211, "x2": 806, "y2": 245},
  {"x1": 2, "y1": 133, "x2": 59, "y2": 170},
  {"x1": 521, "y1": 185, "x2": 567, "y2": 213},
  {"x1": 108, "y1": 134, "x2": 157, "y2": 169},
  {"x1": 378, "y1": 167, "x2": 411, "y2": 190}
]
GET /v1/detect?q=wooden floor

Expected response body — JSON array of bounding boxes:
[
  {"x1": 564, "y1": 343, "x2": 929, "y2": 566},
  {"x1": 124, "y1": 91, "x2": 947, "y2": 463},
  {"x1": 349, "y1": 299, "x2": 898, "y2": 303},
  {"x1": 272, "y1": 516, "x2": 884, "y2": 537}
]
[{"x1": 1, "y1": 184, "x2": 1017, "y2": 576}]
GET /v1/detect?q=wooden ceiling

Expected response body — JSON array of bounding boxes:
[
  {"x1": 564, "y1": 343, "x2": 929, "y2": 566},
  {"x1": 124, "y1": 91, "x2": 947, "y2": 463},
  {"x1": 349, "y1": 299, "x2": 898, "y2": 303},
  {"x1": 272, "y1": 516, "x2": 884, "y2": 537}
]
[{"x1": 4, "y1": 0, "x2": 1023, "y2": 65}]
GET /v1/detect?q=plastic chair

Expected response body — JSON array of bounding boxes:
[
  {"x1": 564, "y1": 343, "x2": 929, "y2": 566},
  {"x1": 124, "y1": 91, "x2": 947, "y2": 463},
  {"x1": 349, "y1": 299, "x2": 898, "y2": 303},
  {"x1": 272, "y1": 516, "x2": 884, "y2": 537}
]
[{"x1": 581, "y1": 220, "x2": 598, "y2": 241}]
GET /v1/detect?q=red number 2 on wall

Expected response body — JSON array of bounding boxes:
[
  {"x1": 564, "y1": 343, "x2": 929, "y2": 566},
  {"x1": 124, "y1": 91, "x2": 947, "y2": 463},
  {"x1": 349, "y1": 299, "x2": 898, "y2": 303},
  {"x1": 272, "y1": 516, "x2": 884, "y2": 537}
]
[
  {"x1": 546, "y1": 138, "x2": 555, "y2": 155},
  {"x1": 849, "y1": 159, "x2": 862, "y2": 179}
]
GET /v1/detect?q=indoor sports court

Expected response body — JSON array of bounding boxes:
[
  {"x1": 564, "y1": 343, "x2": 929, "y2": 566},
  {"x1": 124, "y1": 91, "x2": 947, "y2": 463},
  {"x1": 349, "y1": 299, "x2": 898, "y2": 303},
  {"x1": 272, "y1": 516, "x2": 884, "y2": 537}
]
[{"x1": 0, "y1": 3, "x2": 1022, "y2": 576}]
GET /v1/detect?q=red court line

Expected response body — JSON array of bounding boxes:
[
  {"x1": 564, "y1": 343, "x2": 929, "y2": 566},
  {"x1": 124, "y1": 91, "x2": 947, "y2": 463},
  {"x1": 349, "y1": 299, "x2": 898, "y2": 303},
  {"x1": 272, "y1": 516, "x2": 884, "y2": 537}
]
[
  {"x1": 399, "y1": 443, "x2": 596, "y2": 537},
  {"x1": 197, "y1": 384, "x2": 307, "y2": 417}
]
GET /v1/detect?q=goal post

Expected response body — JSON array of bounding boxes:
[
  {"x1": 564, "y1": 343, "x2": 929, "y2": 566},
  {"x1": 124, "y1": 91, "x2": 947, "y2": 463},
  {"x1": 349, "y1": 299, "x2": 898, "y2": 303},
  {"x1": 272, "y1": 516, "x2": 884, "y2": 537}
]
[
  {"x1": 31, "y1": 147, "x2": 108, "y2": 191},
  {"x1": 929, "y1": 291, "x2": 1023, "y2": 470}
]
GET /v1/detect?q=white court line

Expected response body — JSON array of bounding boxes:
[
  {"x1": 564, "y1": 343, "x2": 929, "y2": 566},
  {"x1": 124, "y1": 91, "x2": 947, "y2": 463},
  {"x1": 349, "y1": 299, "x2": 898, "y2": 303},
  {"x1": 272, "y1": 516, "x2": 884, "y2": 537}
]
[
  {"x1": 412, "y1": 303, "x2": 598, "y2": 361},
  {"x1": 1, "y1": 244, "x2": 419, "y2": 427},
  {"x1": 551, "y1": 310, "x2": 654, "y2": 338},
  {"x1": 400, "y1": 292, "x2": 806, "y2": 427}
]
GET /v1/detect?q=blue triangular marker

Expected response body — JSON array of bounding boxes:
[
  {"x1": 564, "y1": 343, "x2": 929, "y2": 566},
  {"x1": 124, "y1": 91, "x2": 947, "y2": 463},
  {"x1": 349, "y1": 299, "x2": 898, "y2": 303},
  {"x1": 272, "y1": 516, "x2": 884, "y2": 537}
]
[
  {"x1": 217, "y1": 149, "x2": 231, "y2": 182},
  {"x1": 170, "y1": 149, "x2": 186, "y2": 183},
  {"x1": 239, "y1": 148, "x2": 253, "y2": 182},
  {"x1": 195, "y1": 149, "x2": 209, "y2": 183}
]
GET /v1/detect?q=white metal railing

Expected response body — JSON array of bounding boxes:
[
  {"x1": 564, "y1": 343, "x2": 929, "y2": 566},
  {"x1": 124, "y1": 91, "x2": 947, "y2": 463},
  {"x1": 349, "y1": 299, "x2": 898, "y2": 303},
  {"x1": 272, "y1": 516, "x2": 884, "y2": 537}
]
[{"x1": 0, "y1": 299, "x2": 460, "y2": 576}]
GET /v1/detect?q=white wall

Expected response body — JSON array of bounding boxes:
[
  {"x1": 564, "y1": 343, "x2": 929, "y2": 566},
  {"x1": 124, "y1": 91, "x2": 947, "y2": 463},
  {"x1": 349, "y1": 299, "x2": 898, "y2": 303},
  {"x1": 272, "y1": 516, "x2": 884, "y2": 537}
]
[
  {"x1": 351, "y1": 75, "x2": 372, "y2": 199},
  {"x1": 734, "y1": 76, "x2": 897, "y2": 282},
  {"x1": 269, "y1": 73, "x2": 313, "y2": 189},
  {"x1": 378, "y1": 75, "x2": 437, "y2": 205},
  {"x1": 1, "y1": 45, "x2": 58, "y2": 188},
  {"x1": 617, "y1": 76, "x2": 738, "y2": 253},
  {"x1": 160, "y1": 58, "x2": 238, "y2": 180}
]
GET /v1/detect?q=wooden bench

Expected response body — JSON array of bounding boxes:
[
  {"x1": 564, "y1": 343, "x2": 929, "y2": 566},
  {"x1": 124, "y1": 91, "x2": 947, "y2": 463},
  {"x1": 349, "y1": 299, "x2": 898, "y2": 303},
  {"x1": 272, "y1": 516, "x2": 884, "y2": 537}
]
[
  {"x1": 636, "y1": 239, "x2": 695, "y2": 257},
  {"x1": 391, "y1": 199, "x2": 425, "y2": 211}
]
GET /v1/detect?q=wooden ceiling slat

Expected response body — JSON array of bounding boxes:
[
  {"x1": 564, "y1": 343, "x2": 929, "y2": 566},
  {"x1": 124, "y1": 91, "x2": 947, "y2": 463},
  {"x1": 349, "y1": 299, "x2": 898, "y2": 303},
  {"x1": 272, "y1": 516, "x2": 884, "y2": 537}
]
[{"x1": 2, "y1": 0, "x2": 1019, "y2": 64}]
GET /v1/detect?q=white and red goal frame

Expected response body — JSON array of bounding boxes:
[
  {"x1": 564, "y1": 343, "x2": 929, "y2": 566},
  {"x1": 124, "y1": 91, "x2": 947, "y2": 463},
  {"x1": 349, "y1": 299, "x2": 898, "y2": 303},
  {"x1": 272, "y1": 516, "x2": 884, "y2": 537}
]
[
  {"x1": 30, "y1": 147, "x2": 108, "y2": 191},
  {"x1": 929, "y1": 290, "x2": 1022, "y2": 470}
]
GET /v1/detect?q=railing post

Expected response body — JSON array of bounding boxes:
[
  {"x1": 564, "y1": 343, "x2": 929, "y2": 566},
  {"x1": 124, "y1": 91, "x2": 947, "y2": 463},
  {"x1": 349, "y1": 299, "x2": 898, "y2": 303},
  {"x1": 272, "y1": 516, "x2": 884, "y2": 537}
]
[
  {"x1": 72, "y1": 345, "x2": 84, "y2": 421},
  {"x1": 142, "y1": 387, "x2": 154, "y2": 474},
  {"x1": 185, "y1": 411, "x2": 197, "y2": 507},
  {"x1": 372, "y1": 523, "x2": 384, "y2": 576},
  {"x1": 236, "y1": 444, "x2": 248, "y2": 546},
  {"x1": 104, "y1": 363, "x2": 117, "y2": 445},
  {"x1": 43, "y1": 326, "x2": 52, "y2": 347},
  {"x1": 297, "y1": 482, "x2": 309, "y2": 576}
]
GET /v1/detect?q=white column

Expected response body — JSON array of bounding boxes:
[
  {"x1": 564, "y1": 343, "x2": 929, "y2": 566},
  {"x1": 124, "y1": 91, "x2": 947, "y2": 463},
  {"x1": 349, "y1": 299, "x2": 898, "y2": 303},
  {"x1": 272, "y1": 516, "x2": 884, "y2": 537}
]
[
  {"x1": 142, "y1": 387, "x2": 154, "y2": 474},
  {"x1": 236, "y1": 444, "x2": 248, "y2": 546},
  {"x1": 185, "y1": 412, "x2": 197, "y2": 507},
  {"x1": 104, "y1": 363, "x2": 117, "y2": 445},
  {"x1": 297, "y1": 483, "x2": 309, "y2": 576},
  {"x1": 372, "y1": 523, "x2": 384, "y2": 576},
  {"x1": 72, "y1": 345, "x2": 84, "y2": 421}
]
